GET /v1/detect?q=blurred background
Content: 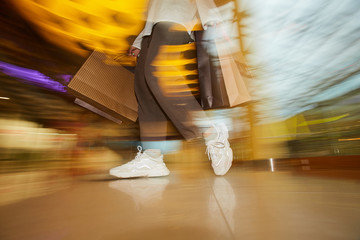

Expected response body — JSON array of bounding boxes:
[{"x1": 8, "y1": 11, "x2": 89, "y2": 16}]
[{"x1": 1, "y1": 0, "x2": 360, "y2": 205}]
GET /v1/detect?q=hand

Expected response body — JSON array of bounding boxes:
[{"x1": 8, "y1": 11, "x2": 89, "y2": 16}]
[{"x1": 128, "y1": 46, "x2": 140, "y2": 57}]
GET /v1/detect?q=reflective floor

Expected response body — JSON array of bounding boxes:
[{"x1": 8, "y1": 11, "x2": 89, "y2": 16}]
[{"x1": 1, "y1": 159, "x2": 360, "y2": 240}]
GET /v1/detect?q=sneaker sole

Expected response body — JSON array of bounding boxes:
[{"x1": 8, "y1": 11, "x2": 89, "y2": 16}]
[{"x1": 109, "y1": 168, "x2": 170, "y2": 178}]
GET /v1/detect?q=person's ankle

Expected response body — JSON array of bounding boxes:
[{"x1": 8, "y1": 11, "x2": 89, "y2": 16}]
[
  {"x1": 144, "y1": 149, "x2": 162, "y2": 158},
  {"x1": 203, "y1": 126, "x2": 217, "y2": 143}
]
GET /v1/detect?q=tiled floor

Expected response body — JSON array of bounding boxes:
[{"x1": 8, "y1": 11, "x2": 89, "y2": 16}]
[{"x1": 0, "y1": 162, "x2": 360, "y2": 240}]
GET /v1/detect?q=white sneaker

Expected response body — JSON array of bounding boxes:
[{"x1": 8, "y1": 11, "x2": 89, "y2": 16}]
[
  {"x1": 206, "y1": 123, "x2": 233, "y2": 175},
  {"x1": 109, "y1": 146, "x2": 170, "y2": 178}
]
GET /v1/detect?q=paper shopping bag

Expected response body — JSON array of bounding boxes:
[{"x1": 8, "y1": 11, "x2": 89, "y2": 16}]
[
  {"x1": 195, "y1": 29, "x2": 229, "y2": 109},
  {"x1": 195, "y1": 27, "x2": 251, "y2": 109},
  {"x1": 217, "y1": 47, "x2": 251, "y2": 107},
  {"x1": 67, "y1": 50, "x2": 138, "y2": 123}
]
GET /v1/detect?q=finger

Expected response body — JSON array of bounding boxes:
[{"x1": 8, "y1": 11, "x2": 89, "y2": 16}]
[{"x1": 131, "y1": 49, "x2": 140, "y2": 57}]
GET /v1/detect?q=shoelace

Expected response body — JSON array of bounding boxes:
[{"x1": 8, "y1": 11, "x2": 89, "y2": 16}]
[
  {"x1": 206, "y1": 141, "x2": 225, "y2": 163},
  {"x1": 128, "y1": 146, "x2": 144, "y2": 165},
  {"x1": 135, "y1": 146, "x2": 143, "y2": 158}
]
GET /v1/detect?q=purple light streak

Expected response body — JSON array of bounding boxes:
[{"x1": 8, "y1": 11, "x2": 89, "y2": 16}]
[{"x1": 0, "y1": 61, "x2": 67, "y2": 92}]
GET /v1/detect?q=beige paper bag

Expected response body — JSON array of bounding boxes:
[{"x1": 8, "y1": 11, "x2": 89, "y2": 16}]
[
  {"x1": 216, "y1": 39, "x2": 251, "y2": 107},
  {"x1": 67, "y1": 51, "x2": 138, "y2": 123}
]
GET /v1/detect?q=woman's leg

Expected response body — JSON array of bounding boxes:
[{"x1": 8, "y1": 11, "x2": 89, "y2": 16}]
[
  {"x1": 142, "y1": 22, "x2": 207, "y2": 141},
  {"x1": 134, "y1": 35, "x2": 168, "y2": 151}
]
